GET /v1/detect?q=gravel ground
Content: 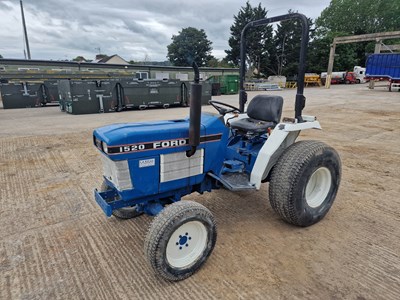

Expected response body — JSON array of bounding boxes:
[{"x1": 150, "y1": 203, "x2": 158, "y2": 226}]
[{"x1": 0, "y1": 84, "x2": 399, "y2": 300}]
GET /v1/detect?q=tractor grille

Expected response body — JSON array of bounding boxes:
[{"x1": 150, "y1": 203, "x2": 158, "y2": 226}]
[
  {"x1": 160, "y1": 149, "x2": 204, "y2": 183},
  {"x1": 100, "y1": 154, "x2": 133, "y2": 190}
]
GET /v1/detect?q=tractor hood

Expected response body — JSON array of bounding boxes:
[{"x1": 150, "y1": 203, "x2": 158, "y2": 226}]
[{"x1": 93, "y1": 113, "x2": 226, "y2": 159}]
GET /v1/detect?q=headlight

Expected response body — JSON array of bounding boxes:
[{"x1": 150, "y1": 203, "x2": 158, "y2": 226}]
[
  {"x1": 101, "y1": 141, "x2": 108, "y2": 153},
  {"x1": 94, "y1": 136, "x2": 102, "y2": 150}
]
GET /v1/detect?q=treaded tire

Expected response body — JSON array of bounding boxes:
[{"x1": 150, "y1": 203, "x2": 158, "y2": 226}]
[
  {"x1": 144, "y1": 201, "x2": 217, "y2": 281},
  {"x1": 100, "y1": 181, "x2": 142, "y2": 219},
  {"x1": 111, "y1": 206, "x2": 142, "y2": 219},
  {"x1": 269, "y1": 140, "x2": 341, "y2": 227}
]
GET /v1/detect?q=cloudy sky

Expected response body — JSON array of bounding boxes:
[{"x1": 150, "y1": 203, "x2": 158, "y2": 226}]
[{"x1": 0, "y1": 0, "x2": 331, "y2": 62}]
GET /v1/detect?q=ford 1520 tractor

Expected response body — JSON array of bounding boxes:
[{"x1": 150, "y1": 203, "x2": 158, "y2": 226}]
[{"x1": 93, "y1": 13, "x2": 341, "y2": 281}]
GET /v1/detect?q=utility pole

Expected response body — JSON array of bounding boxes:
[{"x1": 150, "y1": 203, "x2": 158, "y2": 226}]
[{"x1": 20, "y1": 0, "x2": 31, "y2": 59}]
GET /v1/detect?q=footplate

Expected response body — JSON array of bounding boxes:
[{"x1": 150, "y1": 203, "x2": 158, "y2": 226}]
[{"x1": 208, "y1": 172, "x2": 256, "y2": 191}]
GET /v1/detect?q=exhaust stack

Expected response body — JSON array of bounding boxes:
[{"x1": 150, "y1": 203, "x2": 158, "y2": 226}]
[{"x1": 186, "y1": 62, "x2": 202, "y2": 157}]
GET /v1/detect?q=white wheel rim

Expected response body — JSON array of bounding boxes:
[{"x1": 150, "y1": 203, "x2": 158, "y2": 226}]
[
  {"x1": 166, "y1": 221, "x2": 208, "y2": 269},
  {"x1": 305, "y1": 167, "x2": 332, "y2": 208}
]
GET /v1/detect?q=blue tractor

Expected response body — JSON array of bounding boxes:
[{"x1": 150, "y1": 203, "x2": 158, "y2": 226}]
[{"x1": 93, "y1": 13, "x2": 341, "y2": 281}]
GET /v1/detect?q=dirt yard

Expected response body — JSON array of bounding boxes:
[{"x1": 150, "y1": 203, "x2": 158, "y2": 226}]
[{"x1": 0, "y1": 84, "x2": 399, "y2": 300}]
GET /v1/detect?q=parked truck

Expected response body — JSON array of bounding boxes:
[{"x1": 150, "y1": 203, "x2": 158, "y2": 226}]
[
  {"x1": 353, "y1": 66, "x2": 366, "y2": 83},
  {"x1": 365, "y1": 53, "x2": 400, "y2": 92},
  {"x1": 320, "y1": 71, "x2": 357, "y2": 85}
]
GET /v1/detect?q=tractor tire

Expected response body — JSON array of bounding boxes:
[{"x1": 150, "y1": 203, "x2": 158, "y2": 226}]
[
  {"x1": 269, "y1": 140, "x2": 341, "y2": 227},
  {"x1": 144, "y1": 201, "x2": 217, "y2": 281},
  {"x1": 100, "y1": 181, "x2": 142, "y2": 219}
]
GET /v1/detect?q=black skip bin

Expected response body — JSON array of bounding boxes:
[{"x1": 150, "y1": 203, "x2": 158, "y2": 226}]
[
  {"x1": 120, "y1": 79, "x2": 148, "y2": 109},
  {"x1": 0, "y1": 82, "x2": 41, "y2": 109},
  {"x1": 58, "y1": 79, "x2": 118, "y2": 114},
  {"x1": 188, "y1": 81, "x2": 212, "y2": 106},
  {"x1": 120, "y1": 79, "x2": 182, "y2": 110}
]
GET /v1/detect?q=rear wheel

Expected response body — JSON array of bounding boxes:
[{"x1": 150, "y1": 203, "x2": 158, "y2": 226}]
[
  {"x1": 269, "y1": 140, "x2": 341, "y2": 227},
  {"x1": 100, "y1": 181, "x2": 142, "y2": 219},
  {"x1": 144, "y1": 201, "x2": 217, "y2": 281}
]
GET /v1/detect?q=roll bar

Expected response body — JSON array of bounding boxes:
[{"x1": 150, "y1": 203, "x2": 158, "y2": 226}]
[{"x1": 239, "y1": 13, "x2": 309, "y2": 122}]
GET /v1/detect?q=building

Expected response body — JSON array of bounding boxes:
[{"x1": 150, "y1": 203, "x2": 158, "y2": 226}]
[
  {"x1": 0, "y1": 58, "x2": 239, "y2": 82},
  {"x1": 95, "y1": 54, "x2": 128, "y2": 65}
]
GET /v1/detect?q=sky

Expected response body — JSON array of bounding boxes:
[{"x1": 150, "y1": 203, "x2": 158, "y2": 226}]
[{"x1": 0, "y1": 0, "x2": 331, "y2": 62}]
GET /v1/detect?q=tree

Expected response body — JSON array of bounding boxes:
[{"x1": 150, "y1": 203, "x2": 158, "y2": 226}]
[
  {"x1": 307, "y1": 34, "x2": 331, "y2": 74},
  {"x1": 269, "y1": 11, "x2": 313, "y2": 77},
  {"x1": 206, "y1": 57, "x2": 234, "y2": 68},
  {"x1": 316, "y1": 0, "x2": 400, "y2": 35},
  {"x1": 167, "y1": 27, "x2": 213, "y2": 67},
  {"x1": 0, "y1": 54, "x2": 3, "y2": 59},
  {"x1": 206, "y1": 56, "x2": 220, "y2": 68},
  {"x1": 225, "y1": 1, "x2": 274, "y2": 77}
]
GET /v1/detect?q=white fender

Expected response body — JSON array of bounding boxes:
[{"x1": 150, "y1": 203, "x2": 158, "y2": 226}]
[{"x1": 250, "y1": 119, "x2": 322, "y2": 189}]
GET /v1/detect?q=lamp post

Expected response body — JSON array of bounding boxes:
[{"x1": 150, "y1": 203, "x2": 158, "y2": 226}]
[{"x1": 20, "y1": 0, "x2": 31, "y2": 59}]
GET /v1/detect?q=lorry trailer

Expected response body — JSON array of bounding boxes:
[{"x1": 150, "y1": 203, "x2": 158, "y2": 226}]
[{"x1": 366, "y1": 53, "x2": 400, "y2": 92}]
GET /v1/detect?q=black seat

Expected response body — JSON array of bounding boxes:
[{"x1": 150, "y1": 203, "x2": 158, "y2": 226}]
[{"x1": 230, "y1": 95, "x2": 283, "y2": 134}]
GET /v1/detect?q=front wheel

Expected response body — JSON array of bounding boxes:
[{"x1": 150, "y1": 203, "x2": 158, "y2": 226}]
[
  {"x1": 269, "y1": 140, "x2": 341, "y2": 227},
  {"x1": 144, "y1": 201, "x2": 217, "y2": 281}
]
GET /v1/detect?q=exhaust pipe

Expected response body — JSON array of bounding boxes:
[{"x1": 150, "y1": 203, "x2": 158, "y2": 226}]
[{"x1": 186, "y1": 61, "x2": 202, "y2": 157}]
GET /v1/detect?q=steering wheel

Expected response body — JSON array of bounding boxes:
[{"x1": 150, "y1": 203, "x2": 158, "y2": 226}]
[{"x1": 209, "y1": 100, "x2": 241, "y2": 116}]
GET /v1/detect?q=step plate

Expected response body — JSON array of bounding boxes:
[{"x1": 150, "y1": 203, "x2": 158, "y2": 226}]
[{"x1": 210, "y1": 172, "x2": 256, "y2": 191}]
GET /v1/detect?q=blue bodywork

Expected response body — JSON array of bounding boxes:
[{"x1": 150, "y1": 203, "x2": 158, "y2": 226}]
[
  {"x1": 93, "y1": 112, "x2": 266, "y2": 217},
  {"x1": 366, "y1": 53, "x2": 400, "y2": 81}
]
